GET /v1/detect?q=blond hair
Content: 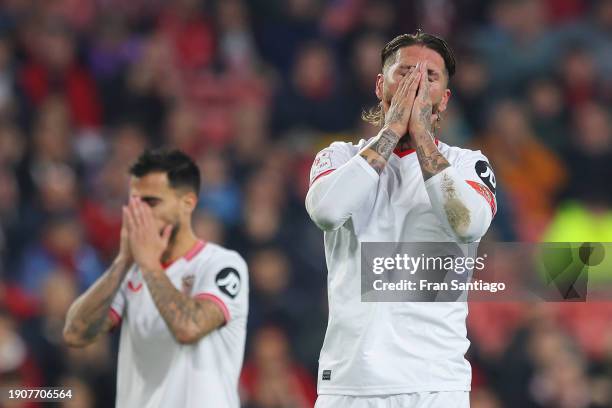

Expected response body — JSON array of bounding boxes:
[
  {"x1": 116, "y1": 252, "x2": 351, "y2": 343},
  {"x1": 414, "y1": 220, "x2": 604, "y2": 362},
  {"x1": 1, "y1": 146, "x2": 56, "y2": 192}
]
[{"x1": 361, "y1": 102, "x2": 385, "y2": 128}]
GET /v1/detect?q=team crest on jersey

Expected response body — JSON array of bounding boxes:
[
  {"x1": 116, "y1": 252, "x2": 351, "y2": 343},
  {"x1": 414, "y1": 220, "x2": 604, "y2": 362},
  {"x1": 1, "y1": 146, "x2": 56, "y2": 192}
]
[
  {"x1": 310, "y1": 149, "x2": 334, "y2": 182},
  {"x1": 215, "y1": 268, "x2": 241, "y2": 299},
  {"x1": 181, "y1": 274, "x2": 195, "y2": 295},
  {"x1": 475, "y1": 160, "x2": 496, "y2": 194}
]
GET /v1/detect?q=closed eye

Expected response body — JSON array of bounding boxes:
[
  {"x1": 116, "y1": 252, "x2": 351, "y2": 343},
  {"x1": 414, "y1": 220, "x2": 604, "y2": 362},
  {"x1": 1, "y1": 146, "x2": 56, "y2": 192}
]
[{"x1": 141, "y1": 197, "x2": 161, "y2": 207}]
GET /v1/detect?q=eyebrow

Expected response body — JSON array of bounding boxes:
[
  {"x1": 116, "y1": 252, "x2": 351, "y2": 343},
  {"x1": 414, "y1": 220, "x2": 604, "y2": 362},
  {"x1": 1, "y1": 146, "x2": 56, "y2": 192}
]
[{"x1": 397, "y1": 64, "x2": 440, "y2": 75}]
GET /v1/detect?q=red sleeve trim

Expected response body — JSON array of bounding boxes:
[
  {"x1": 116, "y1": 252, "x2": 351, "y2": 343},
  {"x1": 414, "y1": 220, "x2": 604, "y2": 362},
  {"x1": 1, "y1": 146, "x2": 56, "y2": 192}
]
[
  {"x1": 466, "y1": 180, "x2": 497, "y2": 217},
  {"x1": 310, "y1": 169, "x2": 336, "y2": 186},
  {"x1": 109, "y1": 307, "x2": 122, "y2": 327},
  {"x1": 194, "y1": 293, "x2": 231, "y2": 323}
]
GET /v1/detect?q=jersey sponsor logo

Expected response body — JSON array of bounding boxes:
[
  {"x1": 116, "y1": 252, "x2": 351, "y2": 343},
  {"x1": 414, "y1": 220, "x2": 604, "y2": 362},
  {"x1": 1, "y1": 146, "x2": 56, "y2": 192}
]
[
  {"x1": 475, "y1": 160, "x2": 496, "y2": 194},
  {"x1": 215, "y1": 268, "x2": 241, "y2": 299},
  {"x1": 127, "y1": 269, "x2": 143, "y2": 292},
  {"x1": 466, "y1": 180, "x2": 497, "y2": 216},
  {"x1": 310, "y1": 149, "x2": 334, "y2": 182},
  {"x1": 322, "y1": 370, "x2": 331, "y2": 381},
  {"x1": 127, "y1": 281, "x2": 142, "y2": 292}
]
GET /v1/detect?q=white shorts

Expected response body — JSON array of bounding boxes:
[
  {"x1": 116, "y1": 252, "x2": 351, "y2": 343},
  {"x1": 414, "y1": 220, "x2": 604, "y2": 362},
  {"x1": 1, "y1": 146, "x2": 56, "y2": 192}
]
[{"x1": 315, "y1": 391, "x2": 470, "y2": 408}]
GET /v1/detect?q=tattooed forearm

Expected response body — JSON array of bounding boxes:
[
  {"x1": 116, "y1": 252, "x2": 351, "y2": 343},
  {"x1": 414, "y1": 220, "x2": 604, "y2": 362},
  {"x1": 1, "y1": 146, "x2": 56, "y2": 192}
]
[
  {"x1": 142, "y1": 267, "x2": 225, "y2": 344},
  {"x1": 359, "y1": 127, "x2": 401, "y2": 174},
  {"x1": 414, "y1": 131, "x2": 450, "y2": 180},
  {"x1": 418, "y1": 101, "x2": 432, "y2": 128},
  {"x1": 63, "y1": 257, "x2": 130, "y2": 347}
]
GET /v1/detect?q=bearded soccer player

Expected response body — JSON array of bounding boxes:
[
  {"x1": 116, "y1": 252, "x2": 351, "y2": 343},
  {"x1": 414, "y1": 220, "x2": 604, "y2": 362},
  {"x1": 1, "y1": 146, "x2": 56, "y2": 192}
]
[
  {"x1": 306, "y1": 32, "x2": 497, "y2": 407},
  {"x1": 63, "y1": 149, "x2": 248, "y2": 408}
]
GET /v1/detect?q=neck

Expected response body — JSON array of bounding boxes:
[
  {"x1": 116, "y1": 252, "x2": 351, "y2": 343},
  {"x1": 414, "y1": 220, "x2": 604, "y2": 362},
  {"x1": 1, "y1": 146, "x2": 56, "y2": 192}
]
[
  {"x1": 397, "y1": 135, "x2": 413, "y2": 150},
  {"x1": 161, "y1": 226, "x2": 199, "y2": 265}
]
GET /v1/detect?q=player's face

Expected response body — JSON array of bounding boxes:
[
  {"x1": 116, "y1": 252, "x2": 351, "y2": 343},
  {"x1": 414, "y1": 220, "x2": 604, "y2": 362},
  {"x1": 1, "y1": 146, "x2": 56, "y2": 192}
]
[
  {"x1": 129, "y1": 172, "x2": 192, "y2": 242},
  {"x1": 376, "y1": 45, "x2": 451, "y2": 120}
]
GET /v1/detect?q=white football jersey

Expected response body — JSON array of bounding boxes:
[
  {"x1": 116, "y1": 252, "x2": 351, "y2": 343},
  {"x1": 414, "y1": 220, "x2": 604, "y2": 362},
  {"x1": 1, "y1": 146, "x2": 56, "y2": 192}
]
[
  {"x1": 306, "y1": 138, "x2": 497, "y2": 396},
  {"x1": 109, "y1": 241, "x2": 248, "y2": 408}
]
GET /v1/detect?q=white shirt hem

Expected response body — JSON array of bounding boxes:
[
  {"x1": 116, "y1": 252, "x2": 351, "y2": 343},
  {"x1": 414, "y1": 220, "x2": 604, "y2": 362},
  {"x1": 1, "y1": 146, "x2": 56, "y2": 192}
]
[{"x1": 317, "y1": 382, "x2": 471, "y2": 396}]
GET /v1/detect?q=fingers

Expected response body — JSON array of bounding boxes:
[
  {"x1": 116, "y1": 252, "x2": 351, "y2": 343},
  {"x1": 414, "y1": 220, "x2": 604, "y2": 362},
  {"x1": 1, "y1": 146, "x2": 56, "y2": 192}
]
[
  {"x1": 122, "y1": 205, "x2": 127, "y2": 229},
  {"x1": 139, "y1": 199, "x2": 154, "y2": 228},
  {"x1": 129, "y1": 196, "x2": 156, "y2": 230},
  {"x1": 416, "y1": 61, "x2": 429, "y2": 99},
  {"x1": 405, "y1": 67, "x2": 421, "y2": 102},
  {"x1": 127, "y1": 197, "x2": 141, "y2": 230},
  {"x1": 395, "y1": 62, "x2": 421, "y2": 100},
  {"x1": 123, "y1": 206, "x2": 134, "y2": 235},
  {"x1": 127, "y1": 197, "x2": 161, "y2": 239}
]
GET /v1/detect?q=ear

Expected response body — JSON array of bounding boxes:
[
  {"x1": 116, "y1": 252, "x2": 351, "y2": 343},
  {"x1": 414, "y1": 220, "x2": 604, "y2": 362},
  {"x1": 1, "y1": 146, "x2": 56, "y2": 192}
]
[
  {"x1": 375, "y1": 73, "x2": 384, "y2": 101},
  {"x1": 181, "y1": 192, "x2": 198, "y2": 214},
  {"x1": 437, "y1": 88, "x2": 452, "y2": 115}
]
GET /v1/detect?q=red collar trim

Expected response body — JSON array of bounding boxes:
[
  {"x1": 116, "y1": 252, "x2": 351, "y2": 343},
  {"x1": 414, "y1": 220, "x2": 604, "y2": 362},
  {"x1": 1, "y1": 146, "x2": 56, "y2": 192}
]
[
  {"x1": 161, "y1": 239, "x2": 207, "y2": 269},
  {"x1": 393, "y1": 138, "x2": 440, "y2": 157}
]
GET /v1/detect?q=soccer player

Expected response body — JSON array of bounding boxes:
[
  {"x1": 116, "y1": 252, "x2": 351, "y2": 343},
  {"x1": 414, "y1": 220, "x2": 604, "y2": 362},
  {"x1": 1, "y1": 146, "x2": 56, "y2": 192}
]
[
  {"x1": 306, "y1": 32, "x2": 497, "y2": 407},
  {"x1": 63, "y1": 149, "x2": 248, "y2": 408}
]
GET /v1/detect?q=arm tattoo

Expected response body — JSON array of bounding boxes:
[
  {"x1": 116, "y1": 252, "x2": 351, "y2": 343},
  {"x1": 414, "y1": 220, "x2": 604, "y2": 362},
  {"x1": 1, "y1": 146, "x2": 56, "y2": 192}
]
[
  {"x1": 64, "y1": 258, "x2": 129, "y2": 345},
  {"x1": 359, "y1": 127, "x2": 401, "y2": 174},
  {"x1": 419, "y1": 101, "x2": 432, "y2": 130},
  {"x1": 142, "y1": 267, "x2": 225, "y2": 343},
  {"x1": 385, "y1": 108, "x2": 403, "y2": 127},
  {"x1": 414, "y1": 131, "x2": 450, "y2": 180},
  {"x1": 440, "y1": 173, "x2": 471, "y2": 236}
]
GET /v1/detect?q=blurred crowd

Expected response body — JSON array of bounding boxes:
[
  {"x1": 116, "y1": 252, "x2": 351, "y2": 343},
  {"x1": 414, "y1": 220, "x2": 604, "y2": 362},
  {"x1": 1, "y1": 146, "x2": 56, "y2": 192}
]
[{"x1": 0, "y1": 0, "x2": 611, "y2": 407}]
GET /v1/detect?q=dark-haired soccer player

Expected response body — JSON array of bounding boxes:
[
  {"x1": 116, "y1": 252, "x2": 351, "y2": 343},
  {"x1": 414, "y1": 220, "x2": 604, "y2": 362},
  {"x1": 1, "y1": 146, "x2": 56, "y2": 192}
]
[
  {"x1": 306, "y1": 32, "x2": 497, "y2": 407},
  {"x1": 64, "y1": 149, "x2": 248, "y2": 408}
]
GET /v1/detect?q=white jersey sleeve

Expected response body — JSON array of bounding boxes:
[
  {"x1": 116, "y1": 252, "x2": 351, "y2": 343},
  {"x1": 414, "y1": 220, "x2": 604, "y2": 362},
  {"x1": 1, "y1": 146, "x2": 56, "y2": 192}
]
[
  {"x1": 306, "y1": 142, "x2": 380, "y2": 231},
  {"x1": 192, "y1": 251, "x2": 248, "y2": 324},
  {"x1": 424, "y1": 150, "x2": 497, "y2": 243}
]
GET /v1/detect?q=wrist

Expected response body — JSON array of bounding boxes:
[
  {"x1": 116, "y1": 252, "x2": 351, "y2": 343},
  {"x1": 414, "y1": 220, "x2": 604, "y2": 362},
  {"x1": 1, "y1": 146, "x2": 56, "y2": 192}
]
[
  {"x1": 382, "y1": 125, "x2": 403, "y2": 141},
  {"x1": 411, "y1": 128, "x2": 435, "y2": 143},
  {"x1": 139, "y1": 260, "x2": 164, "y2": 275},
  {"x1": 113, "y1": 256, "x2": 131, "y2": 273}
]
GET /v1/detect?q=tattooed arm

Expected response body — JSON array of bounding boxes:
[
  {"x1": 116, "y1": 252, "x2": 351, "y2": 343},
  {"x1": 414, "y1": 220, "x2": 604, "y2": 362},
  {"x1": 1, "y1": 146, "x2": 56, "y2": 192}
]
[
  {"x1": 409, "y1": 61, "x2": 451, "y2": 181},
  {"x1": 64, "y1": 208, "x2": 134, "y2": 348},
  {"x1": 358, "y1": 127, "x2": 402, "y2": 174},
  {"x1": 410, "y1": 62, "x2": 495, "y2": 242},
  {"x1": 140, "y1": 266, "x2": 225, "y2": 344},
  {"x1": 414, "y1": 131, "x2": 450, "y2": 180},
  {"x1": 63, "y1": 256, "x2": 130, "y2": 347},
  {"x1": 124, "y1": 197, "x2": 226, "y2": 344}
]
